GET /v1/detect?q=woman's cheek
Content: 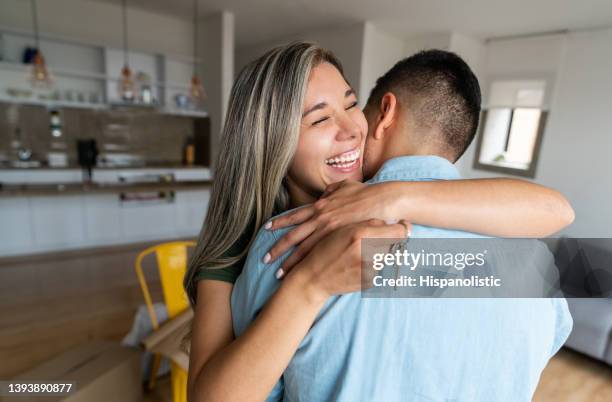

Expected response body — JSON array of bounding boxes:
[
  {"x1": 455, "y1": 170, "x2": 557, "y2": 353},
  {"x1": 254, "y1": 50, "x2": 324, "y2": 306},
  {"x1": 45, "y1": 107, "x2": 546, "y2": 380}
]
[{"x1": 354, "y1": 109, "x2": 369, "y2": 139}]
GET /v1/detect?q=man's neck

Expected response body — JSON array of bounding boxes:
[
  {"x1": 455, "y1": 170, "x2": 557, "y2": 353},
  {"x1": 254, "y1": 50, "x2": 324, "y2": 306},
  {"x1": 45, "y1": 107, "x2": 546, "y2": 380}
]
[{"x1": 382, "y1": 143, "x2": 454, "y2": 165}]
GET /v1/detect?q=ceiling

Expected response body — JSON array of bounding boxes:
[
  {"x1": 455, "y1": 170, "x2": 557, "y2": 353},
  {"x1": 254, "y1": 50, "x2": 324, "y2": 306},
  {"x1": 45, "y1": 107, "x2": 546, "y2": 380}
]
[{"x1": 91, "y1": 0, "x2": 612, "y2": 47}]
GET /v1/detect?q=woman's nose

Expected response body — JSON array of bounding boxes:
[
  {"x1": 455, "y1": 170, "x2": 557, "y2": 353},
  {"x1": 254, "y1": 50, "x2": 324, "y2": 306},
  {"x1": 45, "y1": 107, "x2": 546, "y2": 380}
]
[{"x1": 336, "y1": 113, "x2": 362, "y2": 142}]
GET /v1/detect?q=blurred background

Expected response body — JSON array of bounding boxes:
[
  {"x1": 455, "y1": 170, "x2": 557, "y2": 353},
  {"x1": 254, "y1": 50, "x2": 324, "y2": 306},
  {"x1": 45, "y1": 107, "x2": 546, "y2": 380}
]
[{"x1": 0, "y1": 1, "x2": 610, "y2": 401}]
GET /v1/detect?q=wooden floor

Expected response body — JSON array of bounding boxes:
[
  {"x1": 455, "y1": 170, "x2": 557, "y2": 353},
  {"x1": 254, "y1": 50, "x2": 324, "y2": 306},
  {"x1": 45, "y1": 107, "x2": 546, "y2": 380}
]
[
  {"x1": 144, "y1": 348, "x2": 612, "y2": 402},
  {"x1": 2, "y1": 243, "x2": 610, "y2": 402},
  {"x1": 0, "y1": 240, "x2": 167, "y2": 378},
  {"x1": 534, "y1": 348, "x2": 612, "y2": 402}
]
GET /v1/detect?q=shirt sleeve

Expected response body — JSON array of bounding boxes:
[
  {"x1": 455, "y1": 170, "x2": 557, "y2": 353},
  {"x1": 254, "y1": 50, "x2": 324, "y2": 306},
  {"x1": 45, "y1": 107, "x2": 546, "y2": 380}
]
[
  {"x1": 265, "y1": 377, "x2": 285, "y2": 402},
  {"x1": 193, "y1": 220, "x2": 255, "y2": 284},
  {"x1": 550, "y1": 298, "x2": 573, "y2": 357},
  {"x1": 193, "y1": 262, "x2": 243, "y2": 284}
]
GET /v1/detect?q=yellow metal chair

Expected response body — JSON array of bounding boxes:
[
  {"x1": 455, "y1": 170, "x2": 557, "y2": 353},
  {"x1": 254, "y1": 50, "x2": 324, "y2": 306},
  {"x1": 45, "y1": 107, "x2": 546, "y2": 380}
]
[{"x1": 135, "y1": 241, "x2": 195, "y2": 402}]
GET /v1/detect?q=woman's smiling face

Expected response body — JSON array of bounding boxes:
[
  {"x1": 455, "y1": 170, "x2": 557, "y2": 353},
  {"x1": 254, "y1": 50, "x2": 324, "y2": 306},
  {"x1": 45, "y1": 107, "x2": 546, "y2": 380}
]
[{"x1": 286, "y1": 62, "x2": 368, "y2": 205}]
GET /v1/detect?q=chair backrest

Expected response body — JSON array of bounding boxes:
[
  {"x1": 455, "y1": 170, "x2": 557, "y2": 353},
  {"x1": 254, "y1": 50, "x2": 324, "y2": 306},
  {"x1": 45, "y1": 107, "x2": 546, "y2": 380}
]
[{"x1": 135, "y1": 241, "x2": 195, "y2": 329}]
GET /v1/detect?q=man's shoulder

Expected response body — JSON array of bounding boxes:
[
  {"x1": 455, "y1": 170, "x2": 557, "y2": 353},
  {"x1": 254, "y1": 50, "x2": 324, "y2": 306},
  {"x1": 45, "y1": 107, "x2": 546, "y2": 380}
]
[
  {"x1": 231, "y1": 213, "x2": 295, "y2": 336},
  {"x1": 240, "y1": 213, "x2": 294, "y2": 279}
]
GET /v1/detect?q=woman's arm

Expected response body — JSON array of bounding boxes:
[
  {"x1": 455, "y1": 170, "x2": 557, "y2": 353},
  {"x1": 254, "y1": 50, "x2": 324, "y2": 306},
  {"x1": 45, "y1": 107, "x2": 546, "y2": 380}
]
[
  {"x1": 187, "y1": 278, "x2": 324, "y2": 402},
  {"x1": 264, "y1": 178, "x2": 574, "y2": 274},
  {"x1": 188, "y1": 221, "x2": 408, "y2": 402}
]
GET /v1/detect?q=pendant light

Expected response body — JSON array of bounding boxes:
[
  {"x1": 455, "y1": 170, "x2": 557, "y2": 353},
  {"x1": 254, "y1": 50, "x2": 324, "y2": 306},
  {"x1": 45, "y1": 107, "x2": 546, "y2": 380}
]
[
  {"x1": 189, "y1": 0, "x2": 205, "y2": 106},
  {"x1": 118, "y1": 0, "x2": 136, "y2": 101},
  {"x1": 29, "y1": 0, "x2": 52, "y2": 88}
]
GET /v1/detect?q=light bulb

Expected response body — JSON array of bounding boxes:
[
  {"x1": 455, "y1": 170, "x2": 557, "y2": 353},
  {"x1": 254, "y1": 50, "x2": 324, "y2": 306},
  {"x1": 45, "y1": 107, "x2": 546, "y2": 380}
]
[
  {"x1": 118, "y1": 64, "x2": 136, "y2": 102},
  {"x1": 29, "y1": 50, "x2": 52, "y2": 88},
  {"x1": 189, "y1": 74, "x2": 205, "y2": 107}
]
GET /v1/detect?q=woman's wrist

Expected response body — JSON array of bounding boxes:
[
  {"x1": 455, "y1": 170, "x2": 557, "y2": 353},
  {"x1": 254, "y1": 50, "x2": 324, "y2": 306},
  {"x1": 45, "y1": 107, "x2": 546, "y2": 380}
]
[{"x1": 281, "y1": 261, "x2": 329, "y2": 308}]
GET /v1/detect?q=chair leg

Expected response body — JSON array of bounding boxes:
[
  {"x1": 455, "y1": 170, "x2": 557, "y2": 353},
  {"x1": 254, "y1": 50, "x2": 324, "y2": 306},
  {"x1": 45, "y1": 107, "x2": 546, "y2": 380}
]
[
  {"x1": 148, "y1": 353, "x2": 162, "y2": 391},
  {"x1": 170, "y1": 362, "x2": 188, "y2": 402}
]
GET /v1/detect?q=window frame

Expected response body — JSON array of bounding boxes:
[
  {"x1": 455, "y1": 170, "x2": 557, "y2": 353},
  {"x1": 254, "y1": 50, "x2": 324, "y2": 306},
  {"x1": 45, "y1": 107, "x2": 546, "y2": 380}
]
[
  {"x1": 472, "y1": 108, "x2": 548, "y2": 178},
  {"x1": 472, "y1": 73, "x2": 555, "y2": 178}
]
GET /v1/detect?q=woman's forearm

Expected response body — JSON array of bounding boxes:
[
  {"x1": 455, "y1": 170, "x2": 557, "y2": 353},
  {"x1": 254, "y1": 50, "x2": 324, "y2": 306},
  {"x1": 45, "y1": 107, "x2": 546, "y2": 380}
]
[
  {"x1": 385, "y1": 178, "x2": 574, "y2": 237},
  {"x1": 190, "y1": 270, "x2": 326, "y2": 402}
]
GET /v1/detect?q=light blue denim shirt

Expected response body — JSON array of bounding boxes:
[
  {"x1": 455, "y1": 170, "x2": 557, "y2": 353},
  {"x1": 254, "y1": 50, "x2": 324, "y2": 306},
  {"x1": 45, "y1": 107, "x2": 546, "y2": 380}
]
[{"x1": 232, "y1": 155, "x2": 573, "y2": 402}]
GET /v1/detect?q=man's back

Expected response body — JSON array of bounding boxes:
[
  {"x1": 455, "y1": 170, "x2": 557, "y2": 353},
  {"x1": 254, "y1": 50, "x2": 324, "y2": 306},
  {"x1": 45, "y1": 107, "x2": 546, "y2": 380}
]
[{"x1": 232, "y1": 156, "x2": 572, "y2": 402}]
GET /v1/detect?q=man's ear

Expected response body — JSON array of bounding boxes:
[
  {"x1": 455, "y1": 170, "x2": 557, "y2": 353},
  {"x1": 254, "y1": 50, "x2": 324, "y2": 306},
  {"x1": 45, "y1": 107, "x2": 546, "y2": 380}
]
[{"x1": 372, "y1": 92, "x2": 398, "y2": 140}]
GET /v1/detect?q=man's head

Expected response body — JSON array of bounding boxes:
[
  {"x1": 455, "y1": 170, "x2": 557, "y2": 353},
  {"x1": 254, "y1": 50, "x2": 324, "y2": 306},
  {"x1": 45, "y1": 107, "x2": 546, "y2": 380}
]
[{"x1": 362, "y1": 50, "x2": 481, "y2": 179}]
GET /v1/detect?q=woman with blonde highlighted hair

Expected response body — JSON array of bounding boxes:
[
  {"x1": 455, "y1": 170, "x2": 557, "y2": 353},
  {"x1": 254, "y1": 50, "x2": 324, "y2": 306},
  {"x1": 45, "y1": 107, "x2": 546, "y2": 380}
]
[{"x1": 184, "y1": 42, "x2": 573, "y2": 402}]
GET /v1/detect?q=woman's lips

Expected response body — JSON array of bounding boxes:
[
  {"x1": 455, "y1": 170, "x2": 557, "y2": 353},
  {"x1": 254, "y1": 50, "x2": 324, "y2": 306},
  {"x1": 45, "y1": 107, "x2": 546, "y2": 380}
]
[
  {"x1": 327, "y1": 157, "x2": 360, "y2": 173},
  {"x1": 324, "y1": 148, "x2": 361, "y2": 174},
  {"x1": 325, "y1": 148, "x2": 360, "y2": 165}
]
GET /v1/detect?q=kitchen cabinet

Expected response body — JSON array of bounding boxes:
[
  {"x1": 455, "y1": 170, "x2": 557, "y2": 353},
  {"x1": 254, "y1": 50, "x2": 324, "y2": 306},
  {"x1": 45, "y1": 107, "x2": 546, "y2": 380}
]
[
  {"x1": 175, "y1": 190, "x2": 209, "y2": 235},
  {"x1": 0, "y1": 197, "x2": 34, "y2": 254},
  {"x1": 30, "y1": 196, "x2": 86, "y2": 248},
  {"x1": 0, "y1": 167, "x2": 211, "y2": 257},
  {"x1": 83, "y1": 194, "x2": 122, "y2": 242}
]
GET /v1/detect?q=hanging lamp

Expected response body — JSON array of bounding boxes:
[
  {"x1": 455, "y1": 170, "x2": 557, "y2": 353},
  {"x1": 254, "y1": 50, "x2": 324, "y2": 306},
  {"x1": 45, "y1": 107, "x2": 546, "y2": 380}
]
[
  {"x1": 189, "y1": 0, "x2": 205, "y2": 106},
  {"x1": 28, "y1": 0, "x2": 52, "y2": 88},
  {"x1": 117, "y1": 0, "x2": 136, "y2": 101}
]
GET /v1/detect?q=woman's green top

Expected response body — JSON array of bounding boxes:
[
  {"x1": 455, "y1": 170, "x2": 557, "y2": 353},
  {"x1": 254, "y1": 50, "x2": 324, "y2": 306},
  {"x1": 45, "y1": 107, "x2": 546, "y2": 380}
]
[{"x1": 193, "y1": 221, "x2": 254, "y2": 284}]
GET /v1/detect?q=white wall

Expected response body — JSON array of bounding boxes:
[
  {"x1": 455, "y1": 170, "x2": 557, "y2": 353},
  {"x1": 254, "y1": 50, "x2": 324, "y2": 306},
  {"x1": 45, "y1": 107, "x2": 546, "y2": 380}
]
[
  {"x1": 200, "y1": 12, "x2": 235, "y2": 168},
  {"x1": 0, "y1": 0, "x2": 194, "y2": 58},
  {"x1": 235, "y1": 23, "x2": 366, "y2": 98},
  {"x1": 0, "y1": 0, "x2": 235, "y2": 167},
  {"x1": 403, "y1": 33, "x2": 453, "y2": 56},
  {"x1": 457, "y1": 30, "x2": 612, "y2": 237},
  {"x1": 359, "y1": 22, "x2": 405, "y2": 106}
]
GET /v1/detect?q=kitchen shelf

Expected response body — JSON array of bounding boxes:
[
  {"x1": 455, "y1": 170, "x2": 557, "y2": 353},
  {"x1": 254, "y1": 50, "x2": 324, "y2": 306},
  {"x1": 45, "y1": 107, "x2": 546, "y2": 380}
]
[
  {"x1": 0, "y1": 95, "x2": 208, "y2": 117},
  {"x1": 0, "y1": 61, "x2": 108, "y2": 81},
  {"x1": 159, "y1": 107, "x2": 209, "y2": 118},
  {"x1": 0, "y1": 29, "x2": 208, "y2": 117},
  {"x1": 0, "y1": 95, "x2": 107, "y2": 110}
]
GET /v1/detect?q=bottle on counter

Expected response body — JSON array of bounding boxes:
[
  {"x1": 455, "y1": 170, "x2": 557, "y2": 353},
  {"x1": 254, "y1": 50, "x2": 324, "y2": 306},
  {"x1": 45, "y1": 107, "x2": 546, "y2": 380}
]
[{"x1": 183, "y1": 136, "x2": 195, "y2": 166}]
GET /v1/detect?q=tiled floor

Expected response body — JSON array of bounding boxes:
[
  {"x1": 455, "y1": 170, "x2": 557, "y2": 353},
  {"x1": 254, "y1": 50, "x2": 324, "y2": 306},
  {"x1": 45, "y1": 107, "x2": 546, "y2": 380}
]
[{"x1": 145, "y1": 349, "x2": 612, "y2": 402}]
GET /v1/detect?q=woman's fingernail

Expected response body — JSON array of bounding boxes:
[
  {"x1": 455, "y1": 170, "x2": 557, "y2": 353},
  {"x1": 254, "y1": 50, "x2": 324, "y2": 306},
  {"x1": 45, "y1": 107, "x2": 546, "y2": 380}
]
[
  {"x1": 264, "y1": 221, "x2": 272, "y2": 230},
  {"x1": 263, "y1": 253, "x2": 271, "y2": 263},
  {"x1": 275, "y1": 268, "x2": 285, "y2": 279}
]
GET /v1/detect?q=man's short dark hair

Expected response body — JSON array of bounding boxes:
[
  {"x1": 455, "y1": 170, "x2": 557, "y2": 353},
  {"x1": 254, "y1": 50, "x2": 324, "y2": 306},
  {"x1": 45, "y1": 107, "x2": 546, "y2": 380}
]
[{"x1": 366, "y1": 49, "x2": 481, "y2": 161}]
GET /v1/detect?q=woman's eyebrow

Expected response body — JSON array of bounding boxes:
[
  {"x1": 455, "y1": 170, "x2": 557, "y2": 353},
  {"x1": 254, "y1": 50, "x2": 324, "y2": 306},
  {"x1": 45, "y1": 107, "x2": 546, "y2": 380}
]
[{"x1": 302, "y1": 102, "x2": 327, "y2": 118}]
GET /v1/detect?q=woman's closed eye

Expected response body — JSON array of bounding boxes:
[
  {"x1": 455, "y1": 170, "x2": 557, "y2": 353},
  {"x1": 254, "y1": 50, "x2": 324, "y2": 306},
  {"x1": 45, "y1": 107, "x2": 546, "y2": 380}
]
[
  {"x1": 312, "y1": 116, "x2": 330, "y2": 126},
  {"x1": 346, "y1": 101, "x2": 358, "y2": 110},
  {"x1": 312, "y1": 102, "x2": 358, "y2": 126}
]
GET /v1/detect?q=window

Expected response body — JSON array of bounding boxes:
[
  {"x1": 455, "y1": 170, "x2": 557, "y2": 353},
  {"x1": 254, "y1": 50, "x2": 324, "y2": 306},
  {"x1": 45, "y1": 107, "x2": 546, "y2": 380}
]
[{"x1": 473, "y1": 79, "x2": 549, "y2": 177}]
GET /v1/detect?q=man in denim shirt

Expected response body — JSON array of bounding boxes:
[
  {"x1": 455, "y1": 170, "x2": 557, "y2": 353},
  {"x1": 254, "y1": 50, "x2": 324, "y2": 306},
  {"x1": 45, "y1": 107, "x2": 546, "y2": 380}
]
[{"x1": 232, "y1": 50, "x2": 572, "y2": 401}]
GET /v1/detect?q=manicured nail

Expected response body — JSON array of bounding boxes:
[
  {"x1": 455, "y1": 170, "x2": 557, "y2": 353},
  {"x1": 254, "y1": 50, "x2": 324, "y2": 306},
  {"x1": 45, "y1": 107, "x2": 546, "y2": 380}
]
[
  {"x1": 263, "y1": 253, "x2": 271, "y2": 263},
  {"x1": 275, "y1": 268, "x2": 285, "y2": 279},
  {"x1": 264, "y1": 221, "x2": 272, "y2": 230}
]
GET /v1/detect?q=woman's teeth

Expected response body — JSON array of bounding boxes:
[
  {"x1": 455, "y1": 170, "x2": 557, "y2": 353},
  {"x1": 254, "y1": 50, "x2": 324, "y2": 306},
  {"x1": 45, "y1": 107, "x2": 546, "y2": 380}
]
[{"x1": 325, "y1": 149, "x2": 360, "y2": 168}]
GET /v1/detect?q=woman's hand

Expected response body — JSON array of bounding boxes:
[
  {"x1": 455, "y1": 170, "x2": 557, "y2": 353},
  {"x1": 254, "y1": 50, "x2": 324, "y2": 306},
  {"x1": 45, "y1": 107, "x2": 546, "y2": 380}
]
[
  {"x1": 265, "y1": 180, "x2": 412, "y2": 277},
  {"x1": 288, "y1": 219, "x2": 410, "y2": 299}
]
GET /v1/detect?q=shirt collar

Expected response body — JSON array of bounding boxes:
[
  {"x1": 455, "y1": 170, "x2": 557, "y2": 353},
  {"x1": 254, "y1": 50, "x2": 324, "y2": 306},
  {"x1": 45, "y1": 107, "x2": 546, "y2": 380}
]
[{"x1": 368, "y1": 155, "x2": 461, "y2": 183}]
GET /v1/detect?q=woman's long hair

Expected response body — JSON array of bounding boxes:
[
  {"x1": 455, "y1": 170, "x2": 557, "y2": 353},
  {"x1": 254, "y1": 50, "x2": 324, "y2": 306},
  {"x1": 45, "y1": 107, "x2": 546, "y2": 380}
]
[{"x1": 184, "y1": 42, "x2": 344, "y2": 306}]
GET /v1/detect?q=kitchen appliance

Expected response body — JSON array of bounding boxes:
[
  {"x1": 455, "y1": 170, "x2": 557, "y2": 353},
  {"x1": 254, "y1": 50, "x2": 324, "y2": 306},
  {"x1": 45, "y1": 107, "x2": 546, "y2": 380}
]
[{"x1": 77, "y1": 139, "x2": 98, "y2": 182}]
